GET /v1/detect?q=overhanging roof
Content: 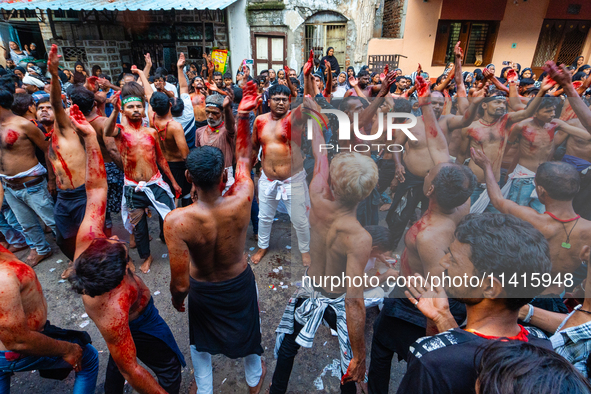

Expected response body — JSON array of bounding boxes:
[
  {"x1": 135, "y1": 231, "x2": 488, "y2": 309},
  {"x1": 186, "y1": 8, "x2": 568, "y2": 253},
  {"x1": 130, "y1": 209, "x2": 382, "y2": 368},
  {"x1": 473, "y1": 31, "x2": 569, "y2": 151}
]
[{"x1": 0, "y1": 0, "x2": 238, "y2": 11}]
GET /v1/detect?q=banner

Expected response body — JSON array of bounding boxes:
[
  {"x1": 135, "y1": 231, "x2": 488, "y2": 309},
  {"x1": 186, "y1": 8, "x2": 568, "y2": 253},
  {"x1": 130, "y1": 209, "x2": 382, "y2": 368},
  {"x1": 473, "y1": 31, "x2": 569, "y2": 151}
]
[{"x1": 211, "y1": 49, "x2": 229, "y2": 74}]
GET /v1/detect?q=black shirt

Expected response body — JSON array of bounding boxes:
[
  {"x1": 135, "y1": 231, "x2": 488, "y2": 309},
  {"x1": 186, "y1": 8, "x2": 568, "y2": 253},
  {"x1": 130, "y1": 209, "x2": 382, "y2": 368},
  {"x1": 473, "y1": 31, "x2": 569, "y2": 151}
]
[{"x1": 396, "y1": 327, "x2": 551, "y2": 394}]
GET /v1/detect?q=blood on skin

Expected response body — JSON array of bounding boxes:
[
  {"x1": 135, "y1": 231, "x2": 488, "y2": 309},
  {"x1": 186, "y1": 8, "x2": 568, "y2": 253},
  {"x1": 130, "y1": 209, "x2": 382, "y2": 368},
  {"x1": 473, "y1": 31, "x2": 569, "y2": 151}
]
[
  {"x1": 52, "y1": 138, "x2": 74, "y2": 187},
  {"x1": 6, "y1": 261, "x2": 34, "y2": 282},
  {"x1": 5, "y1": 129, "x2": 18, "y2": 147},
  {"x1": 506, "y1": 69, "x2": 517, "y2": 81}
]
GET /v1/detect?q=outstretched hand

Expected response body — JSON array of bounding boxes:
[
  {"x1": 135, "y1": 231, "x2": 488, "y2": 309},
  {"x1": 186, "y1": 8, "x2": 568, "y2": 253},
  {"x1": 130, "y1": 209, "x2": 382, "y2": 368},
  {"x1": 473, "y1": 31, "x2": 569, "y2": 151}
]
[
  {"x1": 349, "y1": 76, "x2": 358, "y2": 87},
  {"x1": 379, "y1": 71, "x2": 396, "y2": 96},
  {"x1": 541, "y1": 75, "x2": 557, "y2": 92},
  {"x1": 112, "y1": 91, "x2": 121, "y2": 112},
  {"x1": 47, "y1": 44, "x2": 60, "y2": 76},
  {"x1": 69, "y1": 105, "x2": 95, "y2": 138},
  {"x1": 404, "y1": 273, "x2": 452, "y2": 324},
  {"x1": 470, "y1": 147, "x2": 491, "y2": 169},
  {"x1": 144, "y1": 53, "x2": 152, "y2": 67},
  {"x1": 238, "y1": 80, "x2": 262, "y2": 113},
  {"x1": 506, "y1": 69, "x2": 519, "y2": 83},
  {"x1": 454, "y1": 41, "x2": 463, "y2": 59},
  {"x1": 303, "y1": 50, "x2": 315, "y2": 76},
  {"x1": 177, "y1": 52, "x2": 186, "y2": 69},
  {"x1": 544, "y1": 61, "x2": 571, "y2": 88},
  {"x1": 130, "y1": 65, "x2": 141, "y2": 75},
  {"x1": 415, "y1": 75, "x2": 430, "y2": 98},
  {"x1": 483, "y1": 68, "x2": 494, "y2": 80}
]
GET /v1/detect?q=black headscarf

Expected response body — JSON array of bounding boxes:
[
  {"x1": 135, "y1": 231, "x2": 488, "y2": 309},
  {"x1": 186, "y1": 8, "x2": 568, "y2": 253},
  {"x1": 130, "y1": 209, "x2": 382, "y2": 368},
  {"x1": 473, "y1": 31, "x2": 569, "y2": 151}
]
[{"x1": 320, "y1": 47, "x2": 340, "y2": 75}]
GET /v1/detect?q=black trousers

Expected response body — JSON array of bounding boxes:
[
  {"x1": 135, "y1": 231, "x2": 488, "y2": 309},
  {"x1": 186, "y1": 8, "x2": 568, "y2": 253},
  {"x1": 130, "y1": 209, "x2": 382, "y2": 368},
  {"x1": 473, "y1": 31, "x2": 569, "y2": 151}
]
[
  {"x1": 124, "y1": 185, "x2": 175, "y2": 259},
  {"x1": 270, "y1": 298, "x2": 356, "y2": 394},
  {"x1": 367, "y1": 313, "x2": 425, "y2": 394},
  {"x1": 377, "y1": 160, "x2": 397, "y2": 194},
  {"x1": 104, "y1": 330, "x2": 182, "y2": 394}
]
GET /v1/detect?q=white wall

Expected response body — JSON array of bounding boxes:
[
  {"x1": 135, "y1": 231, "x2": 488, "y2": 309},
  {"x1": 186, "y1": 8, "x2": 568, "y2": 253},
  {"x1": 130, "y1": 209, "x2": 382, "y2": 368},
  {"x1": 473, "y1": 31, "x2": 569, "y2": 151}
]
[{"x1": 226, "y1": 0, "x2": 251, "y2": 75}]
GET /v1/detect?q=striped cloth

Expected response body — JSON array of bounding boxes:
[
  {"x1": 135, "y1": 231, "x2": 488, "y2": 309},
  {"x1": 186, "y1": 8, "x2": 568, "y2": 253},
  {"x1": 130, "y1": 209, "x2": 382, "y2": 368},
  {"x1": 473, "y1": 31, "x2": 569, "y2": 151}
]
[{"x1": 274, "y1": 282, "x2": 353, "y2": 375}]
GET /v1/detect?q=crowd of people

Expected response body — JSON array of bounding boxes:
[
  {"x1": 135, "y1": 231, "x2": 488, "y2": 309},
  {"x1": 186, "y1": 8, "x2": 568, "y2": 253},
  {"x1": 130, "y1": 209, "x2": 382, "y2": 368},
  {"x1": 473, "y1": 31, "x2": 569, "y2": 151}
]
[{"x1": 1, "y1": 37, "x2": 591, "y2": 394}]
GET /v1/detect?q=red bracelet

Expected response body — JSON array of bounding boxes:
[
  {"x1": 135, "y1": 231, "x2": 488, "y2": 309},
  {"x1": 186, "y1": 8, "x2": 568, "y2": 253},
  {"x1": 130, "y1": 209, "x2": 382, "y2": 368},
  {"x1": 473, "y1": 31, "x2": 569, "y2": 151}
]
[{"x1": 418, "y1": 101, "x2": 432, "y2": 107}]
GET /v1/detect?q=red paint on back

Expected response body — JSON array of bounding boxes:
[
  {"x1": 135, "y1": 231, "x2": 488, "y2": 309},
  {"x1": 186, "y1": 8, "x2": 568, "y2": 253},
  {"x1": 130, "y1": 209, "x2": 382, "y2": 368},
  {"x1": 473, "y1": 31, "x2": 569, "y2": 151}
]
[{"x1": 5, "y1": 129, "x2": 18, "y2": 146}]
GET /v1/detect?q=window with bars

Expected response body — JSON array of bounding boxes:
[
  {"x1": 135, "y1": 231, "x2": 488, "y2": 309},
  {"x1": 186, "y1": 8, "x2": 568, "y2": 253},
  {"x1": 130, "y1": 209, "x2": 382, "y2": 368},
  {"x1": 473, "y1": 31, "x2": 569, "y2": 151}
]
[
  {"x1": 304, "y1": 23, "x2": 347, "y2": 70},
  {"x1": 62, "y1": 47, "x2": 87, "y2": 63},
  {"x1": 431, "y1": 20, "x2": 498, "y2": 67},
  {"x1": 532, "y1": 20, "x2": 591, "y2": 68}
]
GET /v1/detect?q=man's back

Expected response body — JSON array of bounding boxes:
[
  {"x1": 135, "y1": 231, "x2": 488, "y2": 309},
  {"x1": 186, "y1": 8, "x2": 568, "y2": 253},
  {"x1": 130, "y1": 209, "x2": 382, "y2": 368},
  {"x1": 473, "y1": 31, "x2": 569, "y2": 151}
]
[{"x1": 165, "y1": 174, "x2": 253, "y2": 283}]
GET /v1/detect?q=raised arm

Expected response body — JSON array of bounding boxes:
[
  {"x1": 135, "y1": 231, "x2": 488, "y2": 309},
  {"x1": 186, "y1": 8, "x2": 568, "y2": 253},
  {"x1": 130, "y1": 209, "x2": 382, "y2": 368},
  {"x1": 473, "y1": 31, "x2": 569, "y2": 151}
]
[
  {"x1": 234, "y1": 81, "x2": 260, "y2": 181},
  {"x1": 434, "y1": 65, "x2": 455, "y2": 92},
  {"x1": 507, "y1": 77, "x2": 553, "y2": 124},
  {"x1": 223, "y1": 92, "x2": 236, "y2": 141},
  {"x1": 357, "y1": 71, "x2": 396, "y2": 129},
  {"x1": 103, "y1": 93, "x2": 121, "y2": 138},
  {"x1": 417, "y1": 76, "x2": 450, "y2": 165},
  {"x1": 131, "y1": 65, "x2": 153, "y2": 101},
  {"x1": 308, "y1": 97, "x2": 331, "y2": 198},
  {"x1": 177, "y1": 53, "x2": 189, "y2": 96},
  {"x1": 483, "y1": 68, "x2": 509, "y2": 94},
  {"x1": 142, "y1": 53, "x2": 152, "y2": 77},
  {"x1": 323, "y1": 60, "x2": 333, "y2": 98},
  {"x1": 47, "y1": 44, "x2": 71, "y2": 133},
  {"x1": 546, "y1": 61, "x2": 591, "y2": 132},
  {"x1": 471, "y1": 147, "x2": 540, "y2": 221},
  {"x1": 70, "y1": 106, "x2": 108, "y2": 259},
  {"x1": 284, "y1": 65, "x2": 298, "y2": 97},
  {"x1": 453, "y1": 42, "x2": 467, "y2": 98}
]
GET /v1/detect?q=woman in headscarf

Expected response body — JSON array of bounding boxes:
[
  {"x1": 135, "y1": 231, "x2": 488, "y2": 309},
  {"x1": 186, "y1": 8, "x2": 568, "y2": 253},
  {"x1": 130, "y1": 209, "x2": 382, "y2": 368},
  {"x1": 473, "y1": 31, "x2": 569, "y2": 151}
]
[
  {"x1": 520, "y1": 68, "x2": 533, "y2": 79},
  {"x1": 370, "y1": 72, "x2": 380, "y2": 85},
  {"x1": 571, "y1": 56, "x2": 585, "y2": 70},
  {"x1": 577, "y1": 64, "x2": 591, "y2": 75},
  {"x1": 91, "y1": 65, "x2": 102, "y2": 77},
  {"x1": 485, "y1": 63, "x2": 495, "y2": 75},
  {"x1": 512, "y1": 63, "x2": 521, "y2": 75},
  {"x1": 462, "y1": 71, "x2": 474, "y2": 90},
  {"x1": 346, "y1": 66, "x2": 355, "y2": 88},
  {"x1": 320, "y1": 47, "x2": 340, "y2": 75},
  {"x1": 498, "y1": 66, "x2": 512, "y2": 84},
  {"x1": 73, "y1": 60, "x2": 88, "y2": 85},
  {"x1": 333, "y1": 71, "x2": 349, "y2": 98}
]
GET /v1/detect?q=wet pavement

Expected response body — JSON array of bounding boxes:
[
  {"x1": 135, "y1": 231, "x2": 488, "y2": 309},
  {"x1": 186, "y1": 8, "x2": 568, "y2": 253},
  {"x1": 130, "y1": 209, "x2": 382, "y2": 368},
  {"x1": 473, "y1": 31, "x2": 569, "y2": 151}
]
[{"x1": 8, "y1": 210, "x2": 407, "y2": 393}]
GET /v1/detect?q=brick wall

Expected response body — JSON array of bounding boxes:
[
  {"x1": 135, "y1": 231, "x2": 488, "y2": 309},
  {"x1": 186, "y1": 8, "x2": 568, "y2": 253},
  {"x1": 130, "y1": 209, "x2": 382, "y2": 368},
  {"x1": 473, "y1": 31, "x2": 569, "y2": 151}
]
[
  {"x1": 52, "y1": 39, "x2": 126, "y2": 78},
  {"x1": 382, "y1": 0, "x2": 404, "y2": 38}
]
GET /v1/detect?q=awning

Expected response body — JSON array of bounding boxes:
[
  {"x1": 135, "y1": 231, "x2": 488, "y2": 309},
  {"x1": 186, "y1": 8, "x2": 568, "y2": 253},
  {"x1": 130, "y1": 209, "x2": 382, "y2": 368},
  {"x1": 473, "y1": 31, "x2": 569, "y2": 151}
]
[{"x1": 0, "y1": 0, "x2": 239, "y2": 11}]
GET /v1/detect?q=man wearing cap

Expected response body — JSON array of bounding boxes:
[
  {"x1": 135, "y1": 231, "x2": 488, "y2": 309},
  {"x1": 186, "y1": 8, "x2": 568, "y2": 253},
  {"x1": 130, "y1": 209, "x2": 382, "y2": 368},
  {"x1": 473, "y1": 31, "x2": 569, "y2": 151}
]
[
  {"x1": 195, "y1": 93, "x2": 236, "y2": 194},
  {"x1": 21, "y1": 74, "x2": 46, "y2": 96}
]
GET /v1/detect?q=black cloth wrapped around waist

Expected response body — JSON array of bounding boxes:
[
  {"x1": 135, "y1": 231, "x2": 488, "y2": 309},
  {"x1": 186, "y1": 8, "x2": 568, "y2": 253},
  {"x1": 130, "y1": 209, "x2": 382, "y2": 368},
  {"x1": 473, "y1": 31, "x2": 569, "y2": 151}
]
[{"x1": 189, "y1": 264, "x2": 263, "y2": 358}]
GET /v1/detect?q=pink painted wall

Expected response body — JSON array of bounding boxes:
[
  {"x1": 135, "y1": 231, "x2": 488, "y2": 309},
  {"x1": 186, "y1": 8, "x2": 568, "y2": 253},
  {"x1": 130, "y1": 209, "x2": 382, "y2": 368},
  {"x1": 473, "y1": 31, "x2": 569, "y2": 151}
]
[{"x1": 367, "y1": 0, "x2": 591, "y2": 76}]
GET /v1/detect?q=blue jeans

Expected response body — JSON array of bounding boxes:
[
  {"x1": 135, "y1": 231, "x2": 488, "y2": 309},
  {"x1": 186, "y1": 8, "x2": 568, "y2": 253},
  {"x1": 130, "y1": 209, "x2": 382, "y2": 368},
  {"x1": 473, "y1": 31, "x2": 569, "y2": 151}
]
[
  {"x1": 0, "y1": 344, "x2": 99, "y2": 394},
  {"x1": 507, "y1": 177, "x2": 545, "y2": 213},
  {"x1": 0, "y1": 200, "x2": 30, "y2": 248},
  {"x1": 3, "y1": 179, "x2": 56, "y2": 255},
  {"x1": 470, "y1": 184, "x2": 500, "y2": 213}
]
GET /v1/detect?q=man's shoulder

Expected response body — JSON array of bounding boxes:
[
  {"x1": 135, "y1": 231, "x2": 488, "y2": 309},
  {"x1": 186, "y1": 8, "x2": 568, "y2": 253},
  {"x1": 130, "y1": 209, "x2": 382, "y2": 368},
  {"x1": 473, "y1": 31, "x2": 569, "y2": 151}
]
[{"x1": 409, "y1": 328, "x2": 475, "y2": 360}]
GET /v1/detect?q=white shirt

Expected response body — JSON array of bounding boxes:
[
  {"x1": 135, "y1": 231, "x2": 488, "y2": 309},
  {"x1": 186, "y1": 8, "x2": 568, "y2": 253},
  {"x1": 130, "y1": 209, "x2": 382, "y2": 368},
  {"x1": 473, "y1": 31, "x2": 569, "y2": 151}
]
[{"x1": 150, "y1": 82, "x2": 178, "y2": 98}]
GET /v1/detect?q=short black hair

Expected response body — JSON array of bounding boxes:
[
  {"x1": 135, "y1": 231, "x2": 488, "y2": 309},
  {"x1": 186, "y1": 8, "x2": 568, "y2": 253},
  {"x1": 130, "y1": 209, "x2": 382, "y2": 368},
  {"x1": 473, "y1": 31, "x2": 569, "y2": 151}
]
[
  {"x1": 70, "y1": 239, "x2": 128, "y2": 297},
  {"x1": 432, "y1": 164, "x2": 477, "y2": 210},
  {"x1": 170, "y1": 96, "x2": 184, "y2": 118},
  {"x1": 186, "y1": 146, "x2": 225, "y2": 190},
  {"x1": 455, "y1": 213, "x2": 551, "y2": 310},
  {"x1": 268, "y1": 83, "x2": 291, "y2": 98},
  {"x1": 11, "y1": 93, "x2": 33, "y2": 116},
  {"x1": 98, "y1": 73, "x2": 111, "y2": 82},
  {"x1": 526, "y1": 96, "x2": 557, "y2": 112},
  {"x1": 150, "y1": 91, "x2": 170, "y2": 117},
  {"x1": 0, "y1": 88, "x2": 14, "y2": 109},
  {"x1": 392, "y1": 98, "x2": 413, "y2": 113},
  {"x1": 233, "y1": 86, "x2": 243, "y2": 104},
  {"x1": 70, "y1": 86, "x2": 96, "y2": 116},
  {"x1": 290, "y1": 77, "x2": 300, "y2": 88},
  {"x1": 535, "y1": 161, "x2": 580, "y2": 201},
  {"x1": 477, "y1": 341, "x2": 591, "y2": 394},
  {"x1": 223, "y1": 72, "x2": 232, "y2": 79},
  {"x1": 213, "y1": 71, "x2": 222, "y2": 78},
  {"x1": 166, "y1": 75, "x2": 177, "y2": 85},
  {"x1": 35, "y1": 96, "x2": 50, "y2": 108},
  {"x1": 364, "y1": 225, "x2": 393, "y2": 252},
  {"x1": 155, "y1": 66, "x2": 168, "y2": 76},
  {"x1": 153, "y1": 73, "x2": 166, "y2": 82},
  {"x1": 121, "y1": 81, "x2": 145, "y2": 105},
  {"x1": 519, "y1": 78, "x2": 535, "y2": 87},
  {"x1": 357, "y1": 70, "x2": 370, "y2": 79}
]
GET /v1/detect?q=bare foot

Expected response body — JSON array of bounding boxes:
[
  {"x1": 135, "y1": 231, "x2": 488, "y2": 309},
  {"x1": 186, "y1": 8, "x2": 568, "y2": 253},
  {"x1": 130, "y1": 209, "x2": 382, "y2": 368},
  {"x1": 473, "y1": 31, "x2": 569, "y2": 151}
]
[
  {"x1": 128, "y1": 259, "x2": 136, "y2": 273},
  {"x1": 301, "y1": 252, "x2": 311, "y2": 267},
  {"x1": 251, "y1": 248, "x2": 267, "y2": 265},
  {"x1": 139, "y1": 256, "x2": 153, "y2": 273},
  {"x1": 129, "y1": 233, "x2": 136, "y2": 249},
  {"x1": 8, "y1": 244, "x2": 28, "y2": 253},
  {"x1": 249, "y1": 359, "x2": 267, "y2": 394},
  {"x1": 25, "y1": 249, "x2": 53, "y2": 267},
  {"x1": 61, "y1": 261, "x2": 75, "y2": 279}
]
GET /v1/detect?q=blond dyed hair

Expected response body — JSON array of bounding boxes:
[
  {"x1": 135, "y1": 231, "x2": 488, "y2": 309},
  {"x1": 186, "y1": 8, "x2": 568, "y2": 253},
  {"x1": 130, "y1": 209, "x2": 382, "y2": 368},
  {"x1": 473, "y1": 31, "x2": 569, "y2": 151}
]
[{"x1": 329, "y1": 152, "x2": 378, "y2": 206}]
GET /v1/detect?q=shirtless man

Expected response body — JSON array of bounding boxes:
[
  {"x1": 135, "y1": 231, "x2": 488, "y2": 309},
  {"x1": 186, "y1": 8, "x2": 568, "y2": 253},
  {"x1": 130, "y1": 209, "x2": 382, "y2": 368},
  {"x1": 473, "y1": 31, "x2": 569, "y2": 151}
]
[
  {"x1": 368, "y1": 80, "x2": 477, "y2": 394},
  {"x1": 164, "y1": 80, "x2": 265, "y2": 394},
  {"x1": 344, "y1": 69, "x2": 381, "y2": 98},
  {"x1": 71, "y1": 85, "x2": 124, "y2": 237},
  {"x1": 104, "y1": 88, "x2": 181, "y2": 274},
  {"x1": 385, "y1": 77, "x2": 481, "y2": 248},
  {"x1": 269, "y1": 93, "x2": 376, "y2": 393},
  {"x1": 250, "y1": 82, "x2": 311, "y2": 266},
  {"x1": 0, "y1": 84, "x2": 56, "y2": 267},
  {"x1": 506, "y1": 97, "x2": 589, "y2": 213},
  {"x1": 546, "y1": 61, "x2": 591, "y2": 220},
  {"x1": 190, "y1": 76, "x2": 208, "y2": 129},
  {"x1": 133, "y1": 61, "x2": 191, "y2": 209},
  {"x1": 472, "y1": 148, "x2": 591, "y2": 311},
  {"x1": 45, "y1": 46, "x2": 90, "y2": 263},
  {"x1": 0, "y1": 238, "x2": 99, "y2": 391},
  {"x1": 458, "y1": 82, "x2": 550, "y2": 211},
  {"x1": 67, "y1": 108, "x2": 185, "y2": 394}
]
